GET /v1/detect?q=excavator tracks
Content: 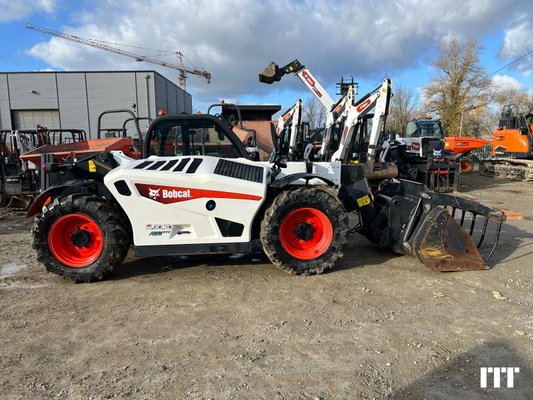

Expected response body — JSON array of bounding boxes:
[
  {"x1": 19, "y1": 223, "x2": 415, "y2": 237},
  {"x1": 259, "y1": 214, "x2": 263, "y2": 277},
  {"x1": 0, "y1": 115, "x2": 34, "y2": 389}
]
[{"x1": 479, "y1": 158, "x2": 533, "y2": 181}]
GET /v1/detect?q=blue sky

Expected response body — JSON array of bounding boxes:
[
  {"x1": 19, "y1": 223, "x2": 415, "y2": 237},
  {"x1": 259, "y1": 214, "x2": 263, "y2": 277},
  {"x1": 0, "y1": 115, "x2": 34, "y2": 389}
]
[{"x1": 1, "y1": 0, "x2": 532, "y2": 115}]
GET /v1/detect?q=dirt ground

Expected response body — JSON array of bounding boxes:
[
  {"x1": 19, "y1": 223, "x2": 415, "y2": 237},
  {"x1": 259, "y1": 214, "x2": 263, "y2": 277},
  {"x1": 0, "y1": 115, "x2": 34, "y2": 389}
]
[{"x1": 0, "y1": 174, "x2": 532, "y2": 400}]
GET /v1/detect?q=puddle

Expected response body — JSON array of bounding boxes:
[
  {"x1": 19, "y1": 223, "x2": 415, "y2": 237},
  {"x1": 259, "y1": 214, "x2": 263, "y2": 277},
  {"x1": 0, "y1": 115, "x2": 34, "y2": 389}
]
[{"x1": 1, "y1": 262, "x2": 29, "y2": 276}]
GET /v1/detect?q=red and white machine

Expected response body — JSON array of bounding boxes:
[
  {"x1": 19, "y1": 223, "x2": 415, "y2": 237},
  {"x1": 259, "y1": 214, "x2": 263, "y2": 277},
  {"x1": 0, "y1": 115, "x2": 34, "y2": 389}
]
[{"x1": 27, "y1": 111, "x2": 504, "y2": 282}]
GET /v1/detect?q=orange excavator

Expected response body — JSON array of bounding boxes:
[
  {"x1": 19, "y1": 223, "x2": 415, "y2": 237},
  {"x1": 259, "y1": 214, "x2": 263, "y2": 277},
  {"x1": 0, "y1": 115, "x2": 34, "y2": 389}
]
[{"x1": 479, "y1": 104, "x2": 533, "y2": 181}]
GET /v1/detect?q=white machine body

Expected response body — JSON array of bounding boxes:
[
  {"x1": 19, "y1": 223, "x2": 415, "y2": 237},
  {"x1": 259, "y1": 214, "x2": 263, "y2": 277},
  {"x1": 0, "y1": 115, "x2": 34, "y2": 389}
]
[{"x1": 105, "y1": 154, "x2": 341, "y2": 248}]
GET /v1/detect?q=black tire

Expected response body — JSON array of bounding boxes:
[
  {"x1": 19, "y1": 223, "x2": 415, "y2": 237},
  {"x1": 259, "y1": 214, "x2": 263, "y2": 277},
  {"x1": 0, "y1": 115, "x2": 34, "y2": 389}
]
[
  {"x1": 32, "y1": 194, "x2": 130, "y2": 282},
  {"x1": 0, "y1": 178, "x2": 7, "y2": 208},
  {"x1": 260, "y1": 186, "x2": 349, "y2": 275}
]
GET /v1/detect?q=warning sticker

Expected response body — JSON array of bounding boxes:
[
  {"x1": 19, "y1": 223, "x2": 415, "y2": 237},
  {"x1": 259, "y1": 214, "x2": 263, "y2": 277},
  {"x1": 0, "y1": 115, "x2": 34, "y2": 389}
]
[{"x1": 357, "y1": 195, "x2": 371, "y2": 207}]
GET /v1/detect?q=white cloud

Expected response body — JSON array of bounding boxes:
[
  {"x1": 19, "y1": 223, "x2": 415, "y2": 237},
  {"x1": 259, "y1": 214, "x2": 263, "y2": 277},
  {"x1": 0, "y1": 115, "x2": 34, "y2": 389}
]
[
  {"x1": 0, "y1": 0, "x2": 56, "y2": 22},
  {"x1": 25, "y1": 0, "x2": 533, "y2": 108},
  {"x1": 492, "y1": 74, "x2": 524, "y2": 91},
  {"x1": 500, "y1": 16, "x2": 533, "y2": 76}
]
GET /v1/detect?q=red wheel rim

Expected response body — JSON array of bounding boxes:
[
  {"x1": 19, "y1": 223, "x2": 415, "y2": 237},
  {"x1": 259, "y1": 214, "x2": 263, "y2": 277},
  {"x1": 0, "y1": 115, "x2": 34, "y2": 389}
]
[
  {"x1": 279, "y1": 208, "x2": 333, "y2": 260},
  {"x1": 460, "y1": 160, "x2": 472, "y2": 173},
  {"x1": 48, "y1": 214, "x2": 103, "y2": 268}
]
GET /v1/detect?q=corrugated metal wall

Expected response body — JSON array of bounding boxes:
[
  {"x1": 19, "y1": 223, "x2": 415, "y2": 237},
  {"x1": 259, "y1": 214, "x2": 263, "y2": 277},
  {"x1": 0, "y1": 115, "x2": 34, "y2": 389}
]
[{"x1": 0, "y1": 71, "x2": 192, "y2": 138}]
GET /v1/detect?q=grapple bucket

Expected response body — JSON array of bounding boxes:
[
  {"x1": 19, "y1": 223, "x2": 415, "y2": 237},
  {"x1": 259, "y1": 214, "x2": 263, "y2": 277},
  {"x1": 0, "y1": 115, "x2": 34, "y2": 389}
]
[
  {"x1": 409, "y1": 207, "x2": 487, "y2": 271},
  {"x1": 364, "y1": 180, "x2": 505, "y2": 271}
]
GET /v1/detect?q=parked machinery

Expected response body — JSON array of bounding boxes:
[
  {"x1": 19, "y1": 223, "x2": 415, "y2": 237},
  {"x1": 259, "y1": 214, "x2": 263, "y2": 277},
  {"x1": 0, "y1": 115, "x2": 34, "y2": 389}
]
[
  {"x1": 260, "y1": 60, "x2": 459, "y2": 192},
  {"x1": 479, "y1": 104, "x2": 533, "y2": 181},
  {"x1": 384, "y1": 118, "x2": 460, "y2": 192},
  {"x1": 0, "y1": 129, "x2": 50, "y2": 207},
  {"x1": 445, "y1": 136, "x2": 491, "y2": 174}
]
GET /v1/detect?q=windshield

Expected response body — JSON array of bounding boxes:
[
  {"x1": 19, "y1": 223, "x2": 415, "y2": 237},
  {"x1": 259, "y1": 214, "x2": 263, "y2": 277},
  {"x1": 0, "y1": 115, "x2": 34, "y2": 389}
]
[
  {"x1": 146, "y1": 118, "x2": 242, "y2": 158},
  {"x1": 406, "y1": 120, "x2": 443, "y2": 138}
]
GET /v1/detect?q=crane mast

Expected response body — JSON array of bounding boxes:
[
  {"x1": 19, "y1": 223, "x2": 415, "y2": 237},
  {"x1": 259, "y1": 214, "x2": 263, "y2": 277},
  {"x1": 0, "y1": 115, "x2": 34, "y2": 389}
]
[{"x1": 26, "y1": 23, "x2": 211, "y2": 91}]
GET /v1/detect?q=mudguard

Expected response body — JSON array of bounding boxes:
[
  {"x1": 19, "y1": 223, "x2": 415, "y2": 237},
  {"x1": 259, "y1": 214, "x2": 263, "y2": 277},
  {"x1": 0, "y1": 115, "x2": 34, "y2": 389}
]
[{"x1": 26, "y1": 180, "x2": 111, "y2": 217}]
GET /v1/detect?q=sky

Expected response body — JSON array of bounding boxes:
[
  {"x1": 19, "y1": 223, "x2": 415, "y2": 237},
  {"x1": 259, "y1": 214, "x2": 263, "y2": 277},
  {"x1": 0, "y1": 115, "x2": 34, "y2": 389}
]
[{"x1": 0, "y1": 0, "x2": 532, "y2": 116}]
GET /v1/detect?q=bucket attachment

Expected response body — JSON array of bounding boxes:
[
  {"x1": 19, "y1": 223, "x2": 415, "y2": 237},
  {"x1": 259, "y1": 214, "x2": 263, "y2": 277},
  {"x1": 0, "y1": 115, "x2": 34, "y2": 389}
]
[
  {"x1": 361, "y1": 180, "x2": 505, "y2": 272},
  {"x1": 408, "y1": 207, "x2": 487, "y2": 271},
  {"x1": 259, "y1": 62, "x2": 282, "y2": 84}
]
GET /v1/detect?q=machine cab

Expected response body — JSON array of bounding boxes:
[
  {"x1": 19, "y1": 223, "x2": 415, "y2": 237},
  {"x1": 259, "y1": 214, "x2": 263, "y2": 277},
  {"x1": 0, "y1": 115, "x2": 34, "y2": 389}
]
[
  {"x1": 404, "y1": 119, "x2": 446, "y2": 157},
  {"x1": 405, "y1": 119, "x2": 444, "y2": 139},
  {"x1": 142, "y1": 114, "x2": 251, "y2": 160}
]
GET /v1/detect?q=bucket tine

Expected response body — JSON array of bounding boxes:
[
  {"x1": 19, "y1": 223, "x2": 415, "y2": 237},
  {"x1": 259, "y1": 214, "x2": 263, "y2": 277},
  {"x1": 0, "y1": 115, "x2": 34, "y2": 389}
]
[
  {"x1": 469, "y1": 213, "x2": 477, "y2": 235},
  {"x1": 359, "y1": 180, "x2": 506, "y2": 272},
  {"x1": 477, "y1": 218, "x2": 489, "y2": 248},
  {"x1": 486, "y1": 222, "x2": 503, "y2": 260}
]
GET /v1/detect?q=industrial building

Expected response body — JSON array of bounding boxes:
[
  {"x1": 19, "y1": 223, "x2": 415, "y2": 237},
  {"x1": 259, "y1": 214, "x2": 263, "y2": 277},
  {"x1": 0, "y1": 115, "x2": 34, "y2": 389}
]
[{"x1": 0, "y1": 70, "x2": 191, "y2": 137}]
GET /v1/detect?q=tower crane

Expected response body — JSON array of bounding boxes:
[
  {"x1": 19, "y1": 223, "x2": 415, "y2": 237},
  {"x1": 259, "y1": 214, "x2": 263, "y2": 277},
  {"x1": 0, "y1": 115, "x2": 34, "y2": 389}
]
[{"x1": 26, "y1": 23, "x2": 211, "y2": 91}]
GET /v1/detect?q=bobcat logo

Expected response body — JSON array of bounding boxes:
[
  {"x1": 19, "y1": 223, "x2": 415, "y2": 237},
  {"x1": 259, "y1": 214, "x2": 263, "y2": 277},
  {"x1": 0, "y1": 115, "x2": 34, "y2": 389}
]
[
  {"x1": 148, "y1": 188, "x2": 160, "y2": 199},
  {"x1": 432, "y1": 149, "x2": 443, "y2": 157}
]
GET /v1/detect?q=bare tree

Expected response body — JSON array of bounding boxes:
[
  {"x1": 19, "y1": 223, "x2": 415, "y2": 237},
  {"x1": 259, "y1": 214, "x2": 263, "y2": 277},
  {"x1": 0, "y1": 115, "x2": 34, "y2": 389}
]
[
  {"x1": 303, "y1": 96, "x2": 326, "y2": 129},
  {"x1": 423, "y1": 38, "x2": 492, "y2": 137},
  {"x1": 388, "y1": 83, "x2": 419, "y2": 136},
  {"x1": 485, "y1": 85, "x2": 533, "y2": 134},
  {"x1": 493, "y1": 86, "x2": 533, "y2": 113}
]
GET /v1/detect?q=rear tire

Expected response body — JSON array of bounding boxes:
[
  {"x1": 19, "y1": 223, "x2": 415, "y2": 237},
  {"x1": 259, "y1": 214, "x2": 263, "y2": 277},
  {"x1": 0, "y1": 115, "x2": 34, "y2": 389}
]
[
  {"x1": 33, "y1": 194, "x2": 130, "y2": 282},
  {"x1": 260, "y1": 186, "x2": 349, "y2": 275}
]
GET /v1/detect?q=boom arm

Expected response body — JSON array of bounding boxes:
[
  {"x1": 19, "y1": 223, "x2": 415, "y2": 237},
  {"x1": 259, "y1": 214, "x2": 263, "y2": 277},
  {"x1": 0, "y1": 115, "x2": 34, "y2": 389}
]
[
  {"x1": 276, "y1": 99, "x2": 303, "y2": 157},
  {"x1": 259, "y1": 60, "x2": 334, "y2": 111},
  {"x1": 330, "y1": 79, "x2": 392, "y2": 163}
]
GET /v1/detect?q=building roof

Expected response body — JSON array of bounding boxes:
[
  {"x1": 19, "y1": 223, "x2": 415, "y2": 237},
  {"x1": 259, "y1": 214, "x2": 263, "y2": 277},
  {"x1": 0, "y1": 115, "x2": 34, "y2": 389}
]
[
  {"x1": 0, "y1": 70, "x2": 185, "y2": 92},
  {"x1": 222, "y1": 104, "x2": 281, "y2": 121}
]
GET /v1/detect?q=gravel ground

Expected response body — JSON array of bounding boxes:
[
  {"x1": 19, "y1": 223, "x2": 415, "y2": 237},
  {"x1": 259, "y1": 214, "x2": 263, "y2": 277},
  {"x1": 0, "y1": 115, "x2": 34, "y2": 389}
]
[{"x1": 0, "y1": 173, "x2": 532, "y2": 399}]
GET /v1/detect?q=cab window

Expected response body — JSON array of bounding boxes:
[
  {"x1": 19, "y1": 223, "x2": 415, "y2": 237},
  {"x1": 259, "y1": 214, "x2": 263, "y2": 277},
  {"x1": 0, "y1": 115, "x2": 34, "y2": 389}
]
[{"x1": 148, "y1": 118, "x2": 242, "y2": 158}]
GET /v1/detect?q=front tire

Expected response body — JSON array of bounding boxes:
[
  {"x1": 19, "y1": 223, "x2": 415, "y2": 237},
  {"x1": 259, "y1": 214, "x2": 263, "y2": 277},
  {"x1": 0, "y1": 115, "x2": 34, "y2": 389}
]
[
  {"x1": 33, "y1": 194, "x2": 130, "y2": 282},
  {"x1": 260, "y1": 186, "x2": 349, "y2": 275}
]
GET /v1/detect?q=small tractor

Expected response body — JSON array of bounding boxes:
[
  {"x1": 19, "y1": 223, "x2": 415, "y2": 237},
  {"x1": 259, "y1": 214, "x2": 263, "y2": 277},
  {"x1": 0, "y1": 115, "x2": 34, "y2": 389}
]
[
  {"x1": 28, "y1": 111, "x2": 505, "y2": 282},
  {"x1": 384, "y1": 118, "x2": 460, "y2": 192}
]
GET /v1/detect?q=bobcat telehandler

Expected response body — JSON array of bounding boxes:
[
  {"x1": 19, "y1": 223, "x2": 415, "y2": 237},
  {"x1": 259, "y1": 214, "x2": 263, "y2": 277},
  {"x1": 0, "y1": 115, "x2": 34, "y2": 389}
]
[{"x1": 26, "y1": 101, "x2": 505, "y2": 282}]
